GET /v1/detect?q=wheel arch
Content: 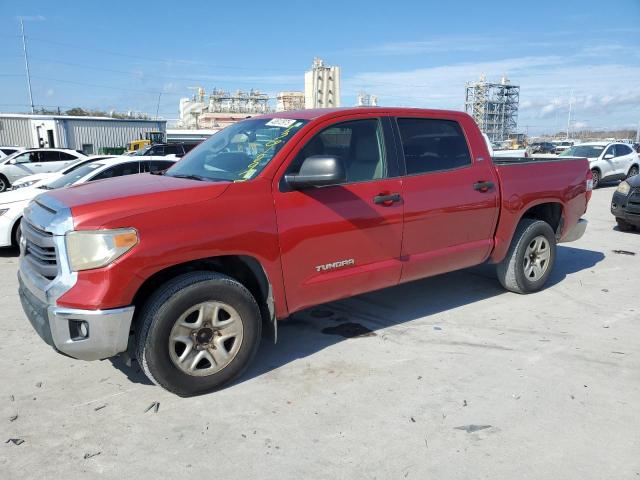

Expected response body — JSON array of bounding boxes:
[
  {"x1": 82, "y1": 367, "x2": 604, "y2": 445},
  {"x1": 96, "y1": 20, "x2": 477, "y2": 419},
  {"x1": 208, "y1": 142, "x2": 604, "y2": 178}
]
[
  {"x1": 520, "y1": 201, "x2": 563, "y2": 238},
  {"x1": 131, "y1": 255, "x2": 277, "y2": 342}
]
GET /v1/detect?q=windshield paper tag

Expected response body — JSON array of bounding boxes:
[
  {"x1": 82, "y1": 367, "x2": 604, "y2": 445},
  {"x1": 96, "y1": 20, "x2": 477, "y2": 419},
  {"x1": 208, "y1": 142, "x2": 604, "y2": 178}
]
[{"x1": 265, "y1": 118, "x2": 297, "y2": 128}]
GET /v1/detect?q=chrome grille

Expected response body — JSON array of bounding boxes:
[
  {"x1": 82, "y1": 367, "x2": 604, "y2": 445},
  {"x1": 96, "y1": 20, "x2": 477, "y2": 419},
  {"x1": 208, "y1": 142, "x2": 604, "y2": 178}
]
[{"x1": 22, "y1": 219, "x2": 58, "y2": 280}]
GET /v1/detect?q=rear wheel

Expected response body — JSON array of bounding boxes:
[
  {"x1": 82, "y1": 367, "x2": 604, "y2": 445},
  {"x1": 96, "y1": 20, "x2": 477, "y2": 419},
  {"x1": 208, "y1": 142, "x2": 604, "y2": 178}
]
[
  {"x1": 616, "y1": 218, "x2": 636, "y2": 232},
  {"x1": 0, "y1": 175, "x2": 8, "y2": 193},
  {"x1": 627, "y1": 165, "x2": 639, "y2": 179},
  {"x1": 135, "y1": 272, "x2": 262, "y2": 396},
  {"x1": 591, "y1": 169, "x2": 600, "y2": 189},
  {"x1": 497, "y1": 219, "x2": 557, "y2": 294}
]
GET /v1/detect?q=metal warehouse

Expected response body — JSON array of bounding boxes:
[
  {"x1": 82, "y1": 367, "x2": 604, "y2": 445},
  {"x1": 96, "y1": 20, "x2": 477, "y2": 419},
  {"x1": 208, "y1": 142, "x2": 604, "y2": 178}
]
[{"x1": 0, "y1": 114, "x2": 166, "y2": 154}]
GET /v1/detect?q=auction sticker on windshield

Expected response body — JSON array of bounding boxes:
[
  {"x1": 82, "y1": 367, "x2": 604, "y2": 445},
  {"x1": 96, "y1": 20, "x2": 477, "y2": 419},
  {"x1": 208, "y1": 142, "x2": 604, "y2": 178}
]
[{"x1": 265, "y1": 118, "x2": 297, "y2": 128}]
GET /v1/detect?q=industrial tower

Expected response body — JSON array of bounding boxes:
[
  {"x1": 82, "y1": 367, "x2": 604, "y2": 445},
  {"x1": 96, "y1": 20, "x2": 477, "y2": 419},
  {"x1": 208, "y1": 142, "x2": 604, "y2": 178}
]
[
  {"x1": 304, "y1": 58, "x2": 341, "y2": 109},
  {"x1": 464, "y1": 75, "x2": 520, "y2": 142}
]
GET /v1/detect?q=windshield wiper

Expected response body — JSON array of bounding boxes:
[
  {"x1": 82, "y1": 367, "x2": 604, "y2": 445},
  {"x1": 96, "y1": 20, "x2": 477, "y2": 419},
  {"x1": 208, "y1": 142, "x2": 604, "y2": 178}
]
[
  {"x1": 149, "y1": 169, "x2": 165, "y2": 175},
  {"x1": 38, "y1": 185, "x2": 53, "y2": 190},
  {"x1": 170, "y1": 174, "x2": 208, "y2": 181}
]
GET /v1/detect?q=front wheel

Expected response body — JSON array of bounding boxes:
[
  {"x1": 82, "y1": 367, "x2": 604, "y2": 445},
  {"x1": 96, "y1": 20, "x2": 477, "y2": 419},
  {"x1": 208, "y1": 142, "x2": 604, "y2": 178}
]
[
  {"x1": 0, "y1": 175, "x2": 8, "y2": 193},
  {"x1": 497, "y1": 219, "x2": 557, "y2": 294},
  {"x1": 616, "y1": 218, "x2": 636, "y2": 232},
  {"x1": 135, "y1": 272, "x2": 262, "y2": 396}
]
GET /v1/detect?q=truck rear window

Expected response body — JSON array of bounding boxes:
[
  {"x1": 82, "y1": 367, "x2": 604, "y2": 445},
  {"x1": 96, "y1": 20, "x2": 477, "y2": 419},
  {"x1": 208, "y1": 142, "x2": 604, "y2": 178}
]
[{"x1": 397, "y1": 118, "x2": 471, "y2": 175}]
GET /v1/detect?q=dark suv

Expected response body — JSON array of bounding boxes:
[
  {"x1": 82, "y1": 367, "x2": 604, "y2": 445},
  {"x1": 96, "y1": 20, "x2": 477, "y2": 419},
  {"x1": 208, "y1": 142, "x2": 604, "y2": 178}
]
[
  {"x1": 530, "y1": 142, "x2": 556, "y2": 154},
  {"x1": 135, "y1": 143, "x2": 193, "y2": 157}
]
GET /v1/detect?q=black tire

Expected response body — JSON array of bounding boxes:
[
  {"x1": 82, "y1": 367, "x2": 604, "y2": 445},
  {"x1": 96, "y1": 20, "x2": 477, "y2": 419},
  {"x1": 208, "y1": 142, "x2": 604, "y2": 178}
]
[
  {"x1": 616, "y1": 218, "x2": 636, "y2": 232},
  {"x1": 12, "y1": 221, "x2": 22, "y2": 247},
  {"x1": 627, "y1": 165, "x2": 639, "y2": 179},
  {"x1": 591, "y1": 169, "x2": 600, "y2": 189},
  {"x1": 135, "y1": 271, "x2": 262, "y2": 396},
  {"x1": 497, "y1": 219, "x2": 557, "y2": 294},
  {"x1": 0, "y1": 175, "x2": 8, "y2": 193}
]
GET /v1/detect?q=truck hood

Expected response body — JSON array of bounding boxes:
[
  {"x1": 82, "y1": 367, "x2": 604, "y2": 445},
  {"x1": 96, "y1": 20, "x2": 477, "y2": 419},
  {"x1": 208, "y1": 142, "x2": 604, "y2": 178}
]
[{"x1": 44, "y1": 173, "x2": 231, "y2": 229}]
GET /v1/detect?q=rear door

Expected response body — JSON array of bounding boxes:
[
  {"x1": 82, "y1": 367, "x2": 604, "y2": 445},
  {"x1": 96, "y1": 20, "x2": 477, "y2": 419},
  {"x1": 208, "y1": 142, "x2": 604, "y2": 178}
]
[
  {"x1": 614, "y1": 144, "x2": 635, "y2": 175},
  {"x1": 35, "y1": 151, "x2": 65, "y2": 173},
  {"x1": 273, "y1": 115, "x2": 404, "y2": 313},
  {"x1": 394, "y1": 115, "x2": 499, "y2": 282}
]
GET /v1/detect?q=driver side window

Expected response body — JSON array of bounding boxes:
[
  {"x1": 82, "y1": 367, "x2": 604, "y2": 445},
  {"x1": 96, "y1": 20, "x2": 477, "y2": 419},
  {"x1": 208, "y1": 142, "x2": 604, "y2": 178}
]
[
  {"x1": 287, "y1": 119, "x2": 387, "y2": 184},
  {"x1": 605, "y1": 146, "x2": 615, "y2": 157}
]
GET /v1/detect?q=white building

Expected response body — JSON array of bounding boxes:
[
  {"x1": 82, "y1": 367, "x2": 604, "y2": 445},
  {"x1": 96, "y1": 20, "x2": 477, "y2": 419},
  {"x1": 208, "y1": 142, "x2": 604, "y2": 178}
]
[
  {"x1": 0, "y1": 114, "x2": 166, "y2": 154},
  {"x1": 276, "y1": 91, "x2": 305, "y2": 112},
  {"x1": 304, "y1": 58, "x2": 341, "y2": 109}
]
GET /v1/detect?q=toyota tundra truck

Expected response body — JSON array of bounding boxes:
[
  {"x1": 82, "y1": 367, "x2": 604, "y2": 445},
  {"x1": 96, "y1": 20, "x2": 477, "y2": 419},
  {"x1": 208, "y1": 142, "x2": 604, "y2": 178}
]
[{"x1": 18, "y1": 108, "x2": 591, "y2": 396}]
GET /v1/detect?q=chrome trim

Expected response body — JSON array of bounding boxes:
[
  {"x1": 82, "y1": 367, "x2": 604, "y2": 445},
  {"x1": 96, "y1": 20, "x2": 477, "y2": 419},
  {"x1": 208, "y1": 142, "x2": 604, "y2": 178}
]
[
  {"x1": 560, "y1": 218, "x2": 588, "y2": 243},
  {"x1": 48, "y1": 305, "x2": 135, "y2": 361}
]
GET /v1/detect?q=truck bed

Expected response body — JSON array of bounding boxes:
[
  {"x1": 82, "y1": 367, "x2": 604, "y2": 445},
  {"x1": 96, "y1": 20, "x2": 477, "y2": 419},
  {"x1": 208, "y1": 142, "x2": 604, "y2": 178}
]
[{"x1": 489, "y1": 156, "x2": 590, "y2": 262}]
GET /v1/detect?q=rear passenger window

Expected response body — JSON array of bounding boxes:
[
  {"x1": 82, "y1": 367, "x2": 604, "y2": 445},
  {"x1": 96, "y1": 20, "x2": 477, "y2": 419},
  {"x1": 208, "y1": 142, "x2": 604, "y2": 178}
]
[
  {"x1": 615, "y1": 145, "x2": 631, "y2": 156},
  {"x1": 397, "y1": 118, "x2": 471, "y2": 174},
  {"x1": 59, "y1": 152, "x2": 78, "y2": 160},
  {"x1": 39, "y1": 151, "x2": 61, "y2": 162}
]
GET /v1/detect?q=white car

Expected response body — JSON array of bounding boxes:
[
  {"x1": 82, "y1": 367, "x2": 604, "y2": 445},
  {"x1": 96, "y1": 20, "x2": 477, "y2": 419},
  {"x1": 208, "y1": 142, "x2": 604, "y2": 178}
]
[
  {"x1": 10, "y1": 155, "x2": 116, "y2": 190},
  {"x1": 0, "y1": 156, "x2": 176, "y2": 248},
  {"x1": 0, "y1": 146, "x2": 23, "y2": 159},
  {"x1": 0, "y1": 148, "x2": 87, "y2": 192},
  {"x1": 560, "y1": 142, "x2": 640, "y2": 188}
]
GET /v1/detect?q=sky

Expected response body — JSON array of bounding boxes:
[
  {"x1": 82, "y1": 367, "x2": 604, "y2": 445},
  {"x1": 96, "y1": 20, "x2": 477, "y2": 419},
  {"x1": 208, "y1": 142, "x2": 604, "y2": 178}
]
[{"x1": 1, "y1": 0, "x2": 639, "y2": 135}]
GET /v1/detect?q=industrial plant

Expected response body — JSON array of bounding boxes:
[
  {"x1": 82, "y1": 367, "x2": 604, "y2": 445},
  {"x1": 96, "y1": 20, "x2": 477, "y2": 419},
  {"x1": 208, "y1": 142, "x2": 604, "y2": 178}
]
[
  {"x1": 464, "y1": 75, "x2": 520, "y2": 142},
  {"x1": 177, "y1": 58, "x2": 342, "y2": 129}
]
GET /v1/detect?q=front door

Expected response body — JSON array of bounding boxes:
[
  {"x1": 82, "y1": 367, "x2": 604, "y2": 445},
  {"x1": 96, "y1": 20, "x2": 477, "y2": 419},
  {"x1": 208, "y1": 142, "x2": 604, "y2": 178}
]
[
  {"x1": 273, "y1": 116, "x2": 404, "y2": 313},
  {"x1": 394, "y1": 115, "x2": 500, "y2": 282}
]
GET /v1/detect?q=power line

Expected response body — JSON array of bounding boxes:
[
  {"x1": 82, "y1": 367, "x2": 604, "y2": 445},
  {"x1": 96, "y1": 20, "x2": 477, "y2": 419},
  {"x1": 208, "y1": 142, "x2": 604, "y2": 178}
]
[{"x1": 25, "y1": 36, "x2": 302, "y2": 73}]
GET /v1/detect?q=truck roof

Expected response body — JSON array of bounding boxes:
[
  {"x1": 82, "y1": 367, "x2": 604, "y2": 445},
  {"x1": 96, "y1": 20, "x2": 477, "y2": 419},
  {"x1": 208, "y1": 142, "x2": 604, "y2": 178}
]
[{"x1": 255, "y1": 107, "x2": 471, "y2": 121}]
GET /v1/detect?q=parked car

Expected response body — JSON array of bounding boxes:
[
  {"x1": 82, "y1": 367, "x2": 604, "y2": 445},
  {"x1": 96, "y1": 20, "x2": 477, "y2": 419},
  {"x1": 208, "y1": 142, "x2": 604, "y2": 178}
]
[
  {"x1": 560, "y1": 142, "x2": 639, "y2": 188},
  {"x1": 553, "y1": 141, "x2": 574, "y2": 154},
  {"x1": 0, "y1": 156, "x2": 176, "y2": 248},
  {"x1": 18, "y1": 108, "x2": 591, "y2": 396},
  {"x1": 530, "y1": 142, "x2": 556, "y2": 154},
  {"x1": 0, "y1": 146, "x2": 23, "y2": 159},
  {"x1": 611, "y1": 172, "x2": 640, "y2": 231},
  {"x1": 0, "y1": 148, "x2": 87, "y2": 193},
  {"x1": 10, "y1": 155, "x2": 115, "y2": 190},
  {"x1": 130, "y1": 143, "x2": 191, "y2": 157}
]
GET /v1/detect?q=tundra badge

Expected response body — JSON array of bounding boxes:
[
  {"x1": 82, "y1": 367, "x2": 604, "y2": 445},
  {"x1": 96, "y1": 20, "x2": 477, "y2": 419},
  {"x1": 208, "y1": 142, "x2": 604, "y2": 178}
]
[{"x1": 315, "y1": 259, "x2": 355, "y2": 273}]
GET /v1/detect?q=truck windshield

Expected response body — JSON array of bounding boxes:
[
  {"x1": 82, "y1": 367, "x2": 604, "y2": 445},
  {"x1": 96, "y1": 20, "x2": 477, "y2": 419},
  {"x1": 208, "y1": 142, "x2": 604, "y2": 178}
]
[{"x1": 165, "y1": 118, "x2": 307, "y2": 182}]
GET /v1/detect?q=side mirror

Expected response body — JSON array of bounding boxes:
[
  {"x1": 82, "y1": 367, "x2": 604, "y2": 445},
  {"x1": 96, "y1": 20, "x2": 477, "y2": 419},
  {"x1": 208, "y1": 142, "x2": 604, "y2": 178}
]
[
  {"x1": 604, "y1": 154, "x2": 614, "y2": 159},
  {"x1": 285, "y1": 155, "x2": 346, "y2": 189}
]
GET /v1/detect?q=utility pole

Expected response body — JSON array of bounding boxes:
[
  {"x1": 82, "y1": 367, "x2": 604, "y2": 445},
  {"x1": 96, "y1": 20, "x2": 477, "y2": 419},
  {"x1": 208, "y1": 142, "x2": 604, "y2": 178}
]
[
  {"x1": 20, "y1": 18, "x2": 35, "y2": 114},
  {"x1": 155, "y1": 92, "x2": 162, "y2": 120},
  {"x1": 566, "y1": 89, "x2": 573, "y2": 140}
]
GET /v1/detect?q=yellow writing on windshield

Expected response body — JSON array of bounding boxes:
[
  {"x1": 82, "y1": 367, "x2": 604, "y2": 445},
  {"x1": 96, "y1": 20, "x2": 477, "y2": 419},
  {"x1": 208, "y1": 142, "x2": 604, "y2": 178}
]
[{"x1": 239, "y1": 123, "x2": 299, "y2": 180}]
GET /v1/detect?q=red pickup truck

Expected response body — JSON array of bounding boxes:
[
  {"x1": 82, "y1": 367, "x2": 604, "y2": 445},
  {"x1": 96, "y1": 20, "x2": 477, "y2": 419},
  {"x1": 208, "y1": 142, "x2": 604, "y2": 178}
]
[{"x1": 18, "y1": 108, "x2": 591, "y2": 396}]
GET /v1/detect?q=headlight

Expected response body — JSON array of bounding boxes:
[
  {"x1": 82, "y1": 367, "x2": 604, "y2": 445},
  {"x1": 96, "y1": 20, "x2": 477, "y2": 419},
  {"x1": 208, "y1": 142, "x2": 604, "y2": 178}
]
[
  {"x1": 616, "y1": 181, "x2": 631, "y2": 195},
  {"x1": 12, "y1": 180, "x2": 37, "y2": 190},
  {"x1": 65, "y1": 228, "x2": 138, "y2": 271},
  {"x1": 0, "y1": 208, "x2": 8, "y2": 216}
]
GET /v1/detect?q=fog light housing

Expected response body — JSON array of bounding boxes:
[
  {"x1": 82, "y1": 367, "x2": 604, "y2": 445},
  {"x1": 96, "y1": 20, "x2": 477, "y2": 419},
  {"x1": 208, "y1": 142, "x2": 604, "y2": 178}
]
[{"x1": 69, "y1": 320, "x2": 89, "y2": 340}]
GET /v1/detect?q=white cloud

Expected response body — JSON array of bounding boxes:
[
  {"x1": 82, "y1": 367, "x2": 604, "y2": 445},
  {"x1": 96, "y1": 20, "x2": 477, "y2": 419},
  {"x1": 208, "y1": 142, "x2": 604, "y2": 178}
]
[{"x1": 341, "y1": 47, "x2": 640, "y2": 133}]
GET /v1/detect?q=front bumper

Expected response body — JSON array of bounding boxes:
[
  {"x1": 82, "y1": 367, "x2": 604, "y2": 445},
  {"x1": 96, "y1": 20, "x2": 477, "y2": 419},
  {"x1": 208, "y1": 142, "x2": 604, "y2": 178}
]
[
  {"x1": 611, "y1": 191, "x2": 640, "y2": 226},
  {"x1": 19, "y1": 273, "x2": 134, "y2": 361},
  {"x1": 560, "y1": 218, "x2": 588, "y2": 243}
]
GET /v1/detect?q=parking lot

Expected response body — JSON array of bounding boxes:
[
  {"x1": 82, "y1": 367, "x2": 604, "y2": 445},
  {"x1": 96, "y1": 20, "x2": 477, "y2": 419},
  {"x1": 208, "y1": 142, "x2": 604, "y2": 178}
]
[{"x1": 1, "y1": 185, "x2": 638, "y2": 479}]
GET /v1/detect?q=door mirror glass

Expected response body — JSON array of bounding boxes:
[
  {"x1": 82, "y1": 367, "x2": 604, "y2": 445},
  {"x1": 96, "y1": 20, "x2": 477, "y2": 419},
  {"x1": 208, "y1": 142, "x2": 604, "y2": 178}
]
[{"x1": 285, "y1": 155, "x2": 346, "y2": 189}]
